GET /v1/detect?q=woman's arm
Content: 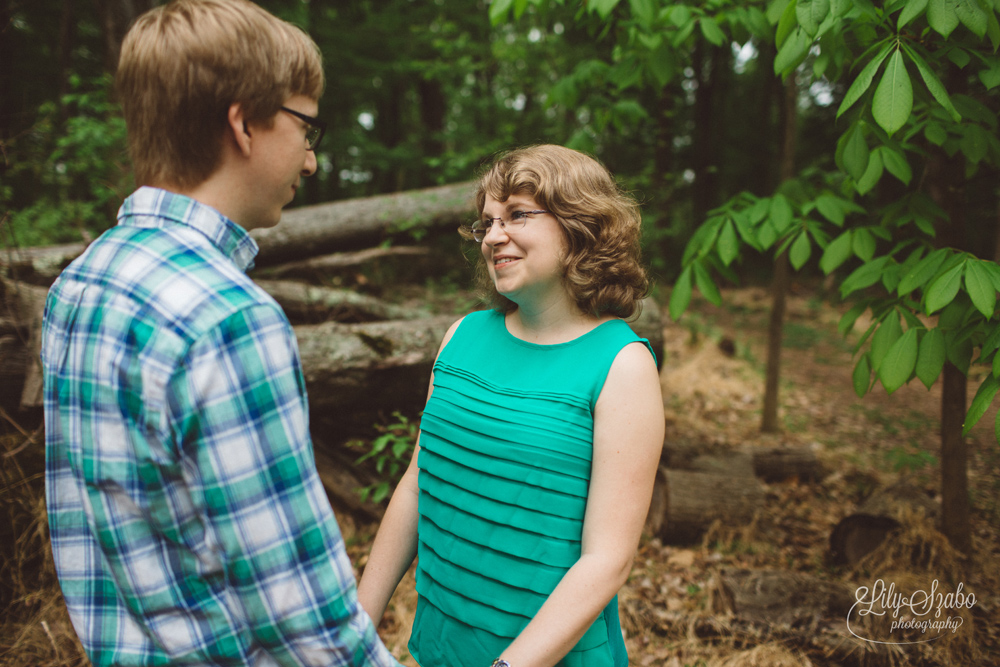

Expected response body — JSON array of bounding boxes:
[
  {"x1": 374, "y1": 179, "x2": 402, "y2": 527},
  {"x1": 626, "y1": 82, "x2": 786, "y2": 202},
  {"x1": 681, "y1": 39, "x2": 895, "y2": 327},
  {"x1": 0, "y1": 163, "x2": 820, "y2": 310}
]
[
  {"x1": 496, "y1": 341, "x2": 664, "y2": 667},
  {"x1": 356, "y1": 317, "x2": 465, "y2": 625}
]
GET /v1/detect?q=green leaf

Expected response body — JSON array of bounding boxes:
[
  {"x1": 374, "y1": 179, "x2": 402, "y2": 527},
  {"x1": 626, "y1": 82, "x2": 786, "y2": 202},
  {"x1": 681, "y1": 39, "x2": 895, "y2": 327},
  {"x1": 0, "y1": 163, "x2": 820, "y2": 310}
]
[
  {"x1": 841, "y1": 256, "x2": 890, "y2": 297},
  {"x1": 758, "y1": 220, "x2": 779, "y2": 250},
  {"x1": 646, "y1": 41, "x2": 677, "y2": 86},
  {"x1": 668, "y1": 4, "x2": 692, "y2": 27},
  {"x1": 925, "y1": 122, "x2": 949, "y2": 145},
  {"x1": 770, "y1": 194, "x2": 794, "y2": 233},
  {"x1": 898, "y1": 247, "x2": 948, "y2": 294},
  {"x1": 928, "y1": 0, "x2": 961, "y2": 37},
  {"x1": 589, "y1": 0, "x2": 623, "y2": 19},
  {"x1": 879, "y1": 328, "x2": 918, "y2": 394},
  {"x1": 748, "y1": 197, "x2": 770, "y2": 224},
  {"x1": 870, "y1": 312, "x2": 903, "y2": 374},
  {"x1": 925, "y1": 261, "x2": 966, "y2": 314},
  {"x1": 718, "y1": 220, "x2": 740, "y2": 266},
  {"x1": 872, "y1": 49, "x2": 913, "y2": 137},
  {"x1": 852, "y1": 227, "x2": 876, "y2": 261},
  {"x1": 629, "y1": 0, "x2": 656, "y2": 27},
  {"x1": 816, "y1": 194, "x2": 846, "y2": 225},
  {"x1": 955, "y1": 0, "x2": 988, "y2": 37},
  {"x1": 881, "y1": 146, "x2": 913, "y2": 185},
  {"x1": 842, "y1": 124, "x2": 871, "y2": 182},
  {"x1": 916, "y1": 327, "x2": 946, "y2": 389},
  {"x1": 855, "y1": 148, "x2": 884, "y2": 195},
  {"x1": 839, "y1": 300, "x2": 870, "y2": 337},
  {"x1": 964, "y1": 374, "x2": 1000, "y2": 435},
  {"x1": 960, "y1": 123, "x2": 989, "y2": 165},
  {"x1": 669, "y1": 266, "x2": 693, "y2": 321},
  {"x1": 898, "y1": 0, "x2": 929, "y2": 29},
  {"x1": 700, "y1": 17, "x2": 728, "y2": 46},
  {"x1": 797, "y1": 0, "x2": 831, "y2": 35},
  {"x1": 732, "y1": 211, "x2": 761, "y2": 250},
  {"x1": 902, "y1": 44, "x2": 962, "y2": 121},
  {"x1": 853, "y1": 353, "x2": 873, "y2": 397},
  {"x1": 965, "y1": 260, "x2": 997, "y2": 318},
  {"x1": 774, "y1": 27, "x2": 811, "y2": 75},
  {"x1": 775, "y1": 0, "x2": 798, "y2": 47},
  {"x1": 694, "y1": 261, "x2": 722, "y2": 305},
  {"x1": 837, "y1": 43, "x2": 893, "y2": 118},
  {"x1": 820, "y1": 231, "x2": 853, "y2": 274},
  {"x1": 979, "y1": 57, "x2": 1000, "y2": 90},
  {"x1": 789, "y1": 231, "x2": 812, "y2": 269},
  {"x1": 489, "y1": 0, "x2": 515, "y2": 23}
]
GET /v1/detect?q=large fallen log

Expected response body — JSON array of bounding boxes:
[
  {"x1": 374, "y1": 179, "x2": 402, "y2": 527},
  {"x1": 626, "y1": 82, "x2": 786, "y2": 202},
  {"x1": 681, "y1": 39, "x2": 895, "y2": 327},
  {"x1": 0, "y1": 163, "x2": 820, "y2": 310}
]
[
  {"x1": 256, "y1": 279, "x2": 429, "y2": 324},
  {"x1": 251, "y1": 181, "x2": 476, "y2": 266},
  {"x1": 252, "y1": 246, "x2": 436, "y2": 283},
  {"x1": 710, "y1": 568, "x2": 854, "y2": 628},
  {"x1": 0, "y1": 278, "x2": 48, "y2": 409},
  {"x1": 0, "y1": 182, "x2": 477, "y2": 284},
  {"x1": 649, "y1": 466, "x2": 765, "y2": 544}
]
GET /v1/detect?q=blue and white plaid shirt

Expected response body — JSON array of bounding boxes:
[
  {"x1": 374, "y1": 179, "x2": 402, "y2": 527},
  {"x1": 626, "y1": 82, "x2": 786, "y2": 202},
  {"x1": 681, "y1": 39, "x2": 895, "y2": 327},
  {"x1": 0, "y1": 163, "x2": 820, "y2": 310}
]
[{"x1": 42, "y1": 187, "x2": 399, "y2": 667}]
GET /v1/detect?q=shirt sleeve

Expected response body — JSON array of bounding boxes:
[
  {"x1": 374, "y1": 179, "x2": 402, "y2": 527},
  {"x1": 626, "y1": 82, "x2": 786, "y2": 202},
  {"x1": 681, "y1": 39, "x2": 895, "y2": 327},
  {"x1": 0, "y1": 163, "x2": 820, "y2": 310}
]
[{"x1": 169, "y1": 303, "x2": 399, "y2": 667}]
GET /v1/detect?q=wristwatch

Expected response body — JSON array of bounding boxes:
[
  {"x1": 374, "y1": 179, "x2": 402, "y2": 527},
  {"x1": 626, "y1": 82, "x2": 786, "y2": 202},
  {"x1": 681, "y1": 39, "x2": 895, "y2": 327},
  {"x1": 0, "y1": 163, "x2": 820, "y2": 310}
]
[{"x1": 491, "y1": 659, "x2": 511, "y2": 667}]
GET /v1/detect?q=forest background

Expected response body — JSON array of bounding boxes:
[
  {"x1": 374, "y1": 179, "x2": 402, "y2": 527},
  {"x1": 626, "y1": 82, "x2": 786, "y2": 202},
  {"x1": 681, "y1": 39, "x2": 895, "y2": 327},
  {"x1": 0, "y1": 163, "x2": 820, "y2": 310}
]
[{"x1": 2, "y1": 0, "x2": 1000, "y2": 665}]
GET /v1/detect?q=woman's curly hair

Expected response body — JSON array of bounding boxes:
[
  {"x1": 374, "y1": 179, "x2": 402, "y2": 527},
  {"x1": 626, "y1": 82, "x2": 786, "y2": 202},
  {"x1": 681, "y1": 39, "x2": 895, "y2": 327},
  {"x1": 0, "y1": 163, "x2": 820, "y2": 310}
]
[{"x1": 465, "y1": 144, "x2": 649, "y2": 319}]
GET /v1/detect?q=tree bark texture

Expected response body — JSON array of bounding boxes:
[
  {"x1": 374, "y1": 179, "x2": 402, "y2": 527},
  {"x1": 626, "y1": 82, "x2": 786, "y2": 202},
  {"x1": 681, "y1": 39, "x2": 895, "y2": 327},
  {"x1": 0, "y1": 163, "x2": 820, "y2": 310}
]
[
  {"x1": 940, "y1": 362, "x2": 971, "y2": 556},
  {"x1": 926, "y1": 116, "x2": 973, "y2": 556},
  {"x1": 250, "y1": 180, "x2": 476, "y2": 265},
  {"x1": 650, "y1": 466, "x2": 764, "y2": 544},
  {"x1": 256, "y1": 279, "x2": 429, "y2": 324},
  {"x1": 761, "y1": 76, "x2": 799, "y2": 434}
]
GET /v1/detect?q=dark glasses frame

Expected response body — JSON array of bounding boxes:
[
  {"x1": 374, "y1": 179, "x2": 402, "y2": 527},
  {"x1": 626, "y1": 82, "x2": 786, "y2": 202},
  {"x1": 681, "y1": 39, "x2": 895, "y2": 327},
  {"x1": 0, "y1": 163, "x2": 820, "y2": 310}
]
[{"x1": 280, "y1": 106, "x2": 326, "y2": 151}]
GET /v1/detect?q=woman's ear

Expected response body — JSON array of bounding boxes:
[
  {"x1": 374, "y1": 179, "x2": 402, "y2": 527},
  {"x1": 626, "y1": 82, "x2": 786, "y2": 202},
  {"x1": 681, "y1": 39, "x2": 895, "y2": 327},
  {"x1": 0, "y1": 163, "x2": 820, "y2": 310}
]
[{"x1": 226, "y1": 102, "x2": 252, "y2": 157}]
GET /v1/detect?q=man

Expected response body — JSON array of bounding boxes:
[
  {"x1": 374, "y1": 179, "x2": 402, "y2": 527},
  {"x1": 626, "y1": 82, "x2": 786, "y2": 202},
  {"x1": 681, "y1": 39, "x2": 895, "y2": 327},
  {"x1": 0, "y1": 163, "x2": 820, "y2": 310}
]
[{"x1": 41, "y1": 2, "x2": 400, "y2": 665}]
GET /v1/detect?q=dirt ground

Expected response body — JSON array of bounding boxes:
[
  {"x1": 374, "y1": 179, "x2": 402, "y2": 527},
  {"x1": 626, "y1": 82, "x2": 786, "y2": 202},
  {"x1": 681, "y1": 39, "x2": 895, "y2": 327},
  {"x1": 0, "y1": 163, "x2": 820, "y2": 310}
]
[
  {"x1": 342, "y1": 285, "x2": 1000, "y2": 667},
  {"x1": 3, "y1": 285, "x2": 998, "y2": 666}
]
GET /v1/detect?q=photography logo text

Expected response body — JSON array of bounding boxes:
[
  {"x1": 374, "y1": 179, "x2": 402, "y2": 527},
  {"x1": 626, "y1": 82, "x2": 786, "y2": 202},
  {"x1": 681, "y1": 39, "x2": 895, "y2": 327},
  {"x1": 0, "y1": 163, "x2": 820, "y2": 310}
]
[{"x1": 847, "y1": 578, "x2": 976, "y2": 645}]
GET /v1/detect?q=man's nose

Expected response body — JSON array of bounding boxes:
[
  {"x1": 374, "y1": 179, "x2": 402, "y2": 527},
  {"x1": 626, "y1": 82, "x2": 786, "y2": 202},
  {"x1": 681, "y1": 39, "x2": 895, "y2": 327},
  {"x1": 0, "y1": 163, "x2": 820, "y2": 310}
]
[{"x1": 302, "y1": 150, "x2": 318, "y2": 176}]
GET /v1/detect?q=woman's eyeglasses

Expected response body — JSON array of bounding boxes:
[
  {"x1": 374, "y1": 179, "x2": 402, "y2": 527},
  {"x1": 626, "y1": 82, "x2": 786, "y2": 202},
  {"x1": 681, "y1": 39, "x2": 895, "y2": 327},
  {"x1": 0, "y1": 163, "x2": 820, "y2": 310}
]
[{"x1": 471, "y1": 210, "x2": 550, "y2": 243}]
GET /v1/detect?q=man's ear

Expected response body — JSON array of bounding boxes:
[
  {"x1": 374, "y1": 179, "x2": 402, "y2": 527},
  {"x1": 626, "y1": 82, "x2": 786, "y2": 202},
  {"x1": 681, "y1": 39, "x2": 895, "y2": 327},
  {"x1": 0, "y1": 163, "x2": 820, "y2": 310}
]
[{"x1": 226, "y1": 103, "x2": 252, "y2": 157}]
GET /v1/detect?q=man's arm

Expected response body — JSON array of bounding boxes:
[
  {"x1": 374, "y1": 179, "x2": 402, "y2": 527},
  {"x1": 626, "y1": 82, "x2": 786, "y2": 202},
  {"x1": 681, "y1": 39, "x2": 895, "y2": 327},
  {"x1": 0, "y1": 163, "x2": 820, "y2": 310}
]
[{"x1": 170, "y1": 303, "x2": 400, "y2": 667}]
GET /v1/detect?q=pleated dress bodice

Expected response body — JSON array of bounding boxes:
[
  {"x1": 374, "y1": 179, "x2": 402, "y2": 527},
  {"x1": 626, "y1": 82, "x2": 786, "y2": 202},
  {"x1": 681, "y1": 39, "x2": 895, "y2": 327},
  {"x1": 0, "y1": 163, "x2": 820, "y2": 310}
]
[{"x1": 409, "y1": 309, "x2": 654, "y2": 667}]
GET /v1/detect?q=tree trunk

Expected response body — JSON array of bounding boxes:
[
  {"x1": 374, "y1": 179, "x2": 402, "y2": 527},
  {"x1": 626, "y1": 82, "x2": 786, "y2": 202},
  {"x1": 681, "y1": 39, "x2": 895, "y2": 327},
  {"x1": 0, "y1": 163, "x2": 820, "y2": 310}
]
[
  {"x1": 690, "y1": 38, "x2": 722, "y2": 224},
  {"x1": 926, "y1": 84, "x2": 973, "y2": 555},
  {"x1": 940, "y1": 361, "x2": 971, "y2": 556},
  {"x1": 761, "y1": 76, "x2": 799, "y2": 433}
]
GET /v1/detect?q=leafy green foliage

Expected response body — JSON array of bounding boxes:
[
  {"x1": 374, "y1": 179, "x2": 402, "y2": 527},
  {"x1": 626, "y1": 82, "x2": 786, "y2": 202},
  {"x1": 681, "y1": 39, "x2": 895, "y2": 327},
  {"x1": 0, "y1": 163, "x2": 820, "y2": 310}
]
[
  {"x1": 2, "y1": 75, "x2": 131, "y2": 247},
  {"x1": 666, "y1": 0, "x2": 1000, "y2": 441},
  {"x1": 349, "y1": 412, "x2": 419, "y2": 504}
]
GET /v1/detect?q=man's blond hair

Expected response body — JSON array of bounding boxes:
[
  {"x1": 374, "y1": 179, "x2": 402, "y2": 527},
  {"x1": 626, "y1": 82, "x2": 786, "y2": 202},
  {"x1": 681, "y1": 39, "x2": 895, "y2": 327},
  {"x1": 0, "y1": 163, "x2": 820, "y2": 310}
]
[{"x1": 117, "y1": 0, "x2": 324, "y2": 189}]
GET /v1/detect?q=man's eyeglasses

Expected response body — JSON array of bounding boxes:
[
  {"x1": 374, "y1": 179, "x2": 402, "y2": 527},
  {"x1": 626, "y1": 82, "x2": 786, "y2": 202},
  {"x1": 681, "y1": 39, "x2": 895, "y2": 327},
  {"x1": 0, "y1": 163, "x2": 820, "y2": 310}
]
[
  {"x1": 470, "y1": 210, "x2": 550, "y2": 243},
  {"x1": 280, "y1": 106, "x2": 326, "y2": 151}
]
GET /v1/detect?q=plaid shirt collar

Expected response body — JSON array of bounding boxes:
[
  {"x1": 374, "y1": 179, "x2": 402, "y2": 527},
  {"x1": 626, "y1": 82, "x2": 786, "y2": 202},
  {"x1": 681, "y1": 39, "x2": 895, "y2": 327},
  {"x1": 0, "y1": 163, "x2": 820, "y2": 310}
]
[{"x1": 118, "y1": 186, "x2": 260, "y2": 273}]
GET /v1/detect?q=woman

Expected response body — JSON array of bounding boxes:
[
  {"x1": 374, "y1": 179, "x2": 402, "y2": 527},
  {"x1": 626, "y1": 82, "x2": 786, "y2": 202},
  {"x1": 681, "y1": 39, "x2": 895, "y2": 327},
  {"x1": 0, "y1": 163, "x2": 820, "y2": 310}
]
[{"x1": 357, "y1": 145, "x2": 664, "y2": 667}]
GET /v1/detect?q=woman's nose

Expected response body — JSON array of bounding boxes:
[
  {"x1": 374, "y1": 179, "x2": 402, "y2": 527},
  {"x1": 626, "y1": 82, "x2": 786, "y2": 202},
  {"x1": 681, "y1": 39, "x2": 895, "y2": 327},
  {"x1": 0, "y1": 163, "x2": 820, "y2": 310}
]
[{"x1": 482, "y1": 220, "x2": 509, "y2": 244}]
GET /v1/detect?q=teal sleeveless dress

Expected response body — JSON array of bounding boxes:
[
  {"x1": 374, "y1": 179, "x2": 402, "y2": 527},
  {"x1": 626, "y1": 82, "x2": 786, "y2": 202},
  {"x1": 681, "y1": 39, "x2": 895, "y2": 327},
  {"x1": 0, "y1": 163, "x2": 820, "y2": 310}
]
[{"x1": 409, "y1": 309, "x2": 655, "y2": 667}]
